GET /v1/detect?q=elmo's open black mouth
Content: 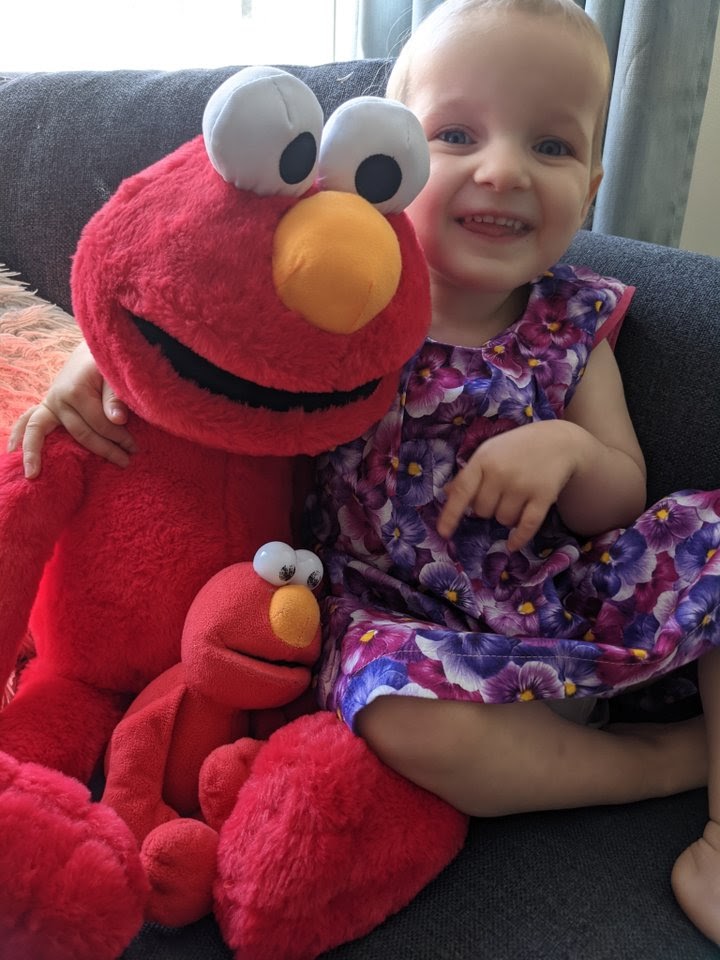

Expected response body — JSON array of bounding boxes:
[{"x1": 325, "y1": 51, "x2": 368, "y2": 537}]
[{"x1": 131, "y1": 315, "x2": 380, "y2": 413}]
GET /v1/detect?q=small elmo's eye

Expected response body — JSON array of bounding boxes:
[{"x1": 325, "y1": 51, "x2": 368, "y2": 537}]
[
  {"x1": 289, "y1": 550, "x2": 324, "y2": 589},
  {"x1": 253, "y1": 542, "x2": 324, "y2": 590},
  {"x1": 318, "y1": 97, "x2": 430, "y2": 214},
  {"x1": 203, "y1": 66, "x2": 323, "y2": 196},
  {"x1": 253, "y1": 541, "x2": 297, "y2": 585}
]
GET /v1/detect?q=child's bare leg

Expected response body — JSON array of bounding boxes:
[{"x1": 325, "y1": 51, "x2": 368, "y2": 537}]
[
  {"x1": 672, "y1": 647, "x2": 720, "y2": 943},
  {"x1": 356, "y1": 695, "x2": 707, "y2": 818}
]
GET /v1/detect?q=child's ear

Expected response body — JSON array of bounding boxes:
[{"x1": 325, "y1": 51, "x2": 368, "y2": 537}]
[{"x1": 581, "y1": 166, "x2": 604, "y2": 222}]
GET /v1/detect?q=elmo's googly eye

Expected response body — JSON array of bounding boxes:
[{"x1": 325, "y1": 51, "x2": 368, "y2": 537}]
[
  {"x1": 317, "y1": 97, "x2": 430, "y2": 214},
  {"x1": 253, "y1": 541, "x2": 297, "y2": 585},
  {"x1": 203, "y1": 66, "x2": 323, "y2": 196},
  {"x1": 289, "y1": 549, "x2": 324, "y2": 589}
]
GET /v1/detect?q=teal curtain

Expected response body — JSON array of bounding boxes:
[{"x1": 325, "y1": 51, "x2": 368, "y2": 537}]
[
  {"x1": 356, "y1": 0, "x2": 720, "y2": 248},
  {"x1": 356, "y1": 0, "x2": 438, "y2": 57}
]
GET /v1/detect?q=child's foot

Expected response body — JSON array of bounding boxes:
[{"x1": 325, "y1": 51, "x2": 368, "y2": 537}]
[{"x1": 672, "y1": 818, "x2": 720, "y2": 943}]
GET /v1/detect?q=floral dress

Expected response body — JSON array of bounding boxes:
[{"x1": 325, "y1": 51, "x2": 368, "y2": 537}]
[{"x1": 307, "y1": 264, "x2": 720, "y2": 731}]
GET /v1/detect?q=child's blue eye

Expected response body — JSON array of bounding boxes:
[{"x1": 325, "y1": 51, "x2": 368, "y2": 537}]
[
  {"x1": 438, "y1": 129, "x2": 471, "y2": 145},
  {"x1": 535, "y1": 138, "x2": 571, "y2": 157}
]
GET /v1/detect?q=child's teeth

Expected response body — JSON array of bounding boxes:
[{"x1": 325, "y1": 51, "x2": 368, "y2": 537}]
[{"x1": 470, "y1": 215, "x2": 524, "y2": 232}]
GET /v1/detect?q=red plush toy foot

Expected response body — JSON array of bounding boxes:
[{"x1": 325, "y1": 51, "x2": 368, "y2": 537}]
[
  {"x1": 0, "y1": 751, "x2": 147, "y2": 960},
  {"x1": 141, "y1": 819, "x2": 219, "y2": 927},
  {"x1": 214, "y1": 712, "x2": 469, "y2": 960}
]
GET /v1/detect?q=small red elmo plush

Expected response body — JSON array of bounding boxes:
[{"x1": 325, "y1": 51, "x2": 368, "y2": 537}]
[
  {"x1": 0, "y1": 68, "x2": 468, "y2": 960},
  {"x1": 102, "y1": 545, "x2": 326, "y2": 928}
]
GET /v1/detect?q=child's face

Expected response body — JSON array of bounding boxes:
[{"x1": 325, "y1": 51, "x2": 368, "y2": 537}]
[{"x1": 402, "y1": 10, "x2": 607, "y2": 302}]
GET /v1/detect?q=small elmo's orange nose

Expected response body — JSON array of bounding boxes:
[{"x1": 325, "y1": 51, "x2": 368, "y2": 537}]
[
  {"x1": 269, "y1": 584, "x2": 321, "y2": 651},
  {"x1": 272, "y1": 191, "x2": 402, "y2": 333}
]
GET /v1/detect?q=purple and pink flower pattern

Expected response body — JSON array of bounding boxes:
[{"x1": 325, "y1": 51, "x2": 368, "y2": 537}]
[{"x1": 307, "y1": 265, "x2": 720, "y2": 730}]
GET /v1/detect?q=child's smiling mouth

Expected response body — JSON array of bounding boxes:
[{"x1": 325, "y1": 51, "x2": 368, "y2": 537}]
[{"x1": 458, "y1": 214, "x2": 530, "y2": 237}]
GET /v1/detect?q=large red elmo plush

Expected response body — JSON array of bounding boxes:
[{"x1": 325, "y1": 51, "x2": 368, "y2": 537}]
[{"x1": 0, "y1": 68, "x2": 468, "y2": 960}]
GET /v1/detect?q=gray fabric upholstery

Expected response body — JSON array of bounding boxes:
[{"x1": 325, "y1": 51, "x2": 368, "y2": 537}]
[
  {"x1": 123, "y1": 789, "x2": 716, "y2": 960},
  {"x1": 566, "y1": 231, "x2": 720, "y2": 506},
  {"x1": 2, "y1": 61, "x2": 719, "y2": 960}
]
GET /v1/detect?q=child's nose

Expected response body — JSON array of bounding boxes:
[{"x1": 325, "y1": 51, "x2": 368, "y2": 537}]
[{"x1": 472, "y1": 140, "x2": 531, "y2": 192}]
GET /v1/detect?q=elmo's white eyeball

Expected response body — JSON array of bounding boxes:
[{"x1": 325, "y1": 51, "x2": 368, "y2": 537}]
[
  {"x1": 253, "y1": 541, "x2": 297, "y2": 585},
  {"x1": 290, "y1": 549, "x2": 324, "y2": 589}
]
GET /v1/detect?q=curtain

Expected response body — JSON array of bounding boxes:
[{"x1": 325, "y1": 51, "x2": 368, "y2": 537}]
[
  {"x1": 356, "y1": 0, "x2": 438, "y2": 57},
  {"x1": 356, "y1": 0, "x2": 720, "y2": 248}
]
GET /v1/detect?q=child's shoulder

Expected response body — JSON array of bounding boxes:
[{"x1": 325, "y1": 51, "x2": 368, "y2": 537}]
[
  {"x1": 532, "y1": 263, "x2": 635, "y2": 349},
  {"x1": 539, "y1": 262, "x2": 628, "y2": 296}
]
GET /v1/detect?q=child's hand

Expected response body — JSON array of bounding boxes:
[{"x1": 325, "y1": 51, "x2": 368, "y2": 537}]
[
  {"x1": 6, "y1": 341, "x2": 136, "y2": 478},
  {"x1": 437, "y1": 420, "x2": 584, "y2": 552}
]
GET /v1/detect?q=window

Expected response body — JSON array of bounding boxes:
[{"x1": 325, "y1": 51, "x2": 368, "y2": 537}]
[{"x1": 6, "y1": 0, "x2": 358, "y2": 71}]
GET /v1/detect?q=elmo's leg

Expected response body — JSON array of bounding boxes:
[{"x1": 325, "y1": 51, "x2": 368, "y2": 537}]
[
  {"x1": 214, "y1": 711, "x2": 468, "y2": 960},
  {"x1": 0, "y1": 662, "x2": 128, "y2": 782},
  {"x1": 0, "y1": 666, "x2": 147, "y2": 960}
]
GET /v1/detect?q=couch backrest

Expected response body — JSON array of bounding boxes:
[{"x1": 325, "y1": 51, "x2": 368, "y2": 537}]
[
  {"x1": 0, "y1": 60, "x2": 392, "y2": 313},
  {"x1": 2, "y1": 61, "x2": 719, "y2": 505},
  {"x1": 566, "y1": 230, "x2": 720, "y2": 504}
]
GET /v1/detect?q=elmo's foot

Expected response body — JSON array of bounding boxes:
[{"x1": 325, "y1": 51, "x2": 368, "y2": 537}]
[
  {"x1": 142, "y1": 818, "x2": 219, "y2": 927},
  {"x1": 214, "y1": 712, "x2": 469, "y2": 960},
  {"x1": 0, "y1": 751, "x2": 147, "y2": 960},
  {"x1": 200, "y1": 738, "x2": 264, "y2": 831}
]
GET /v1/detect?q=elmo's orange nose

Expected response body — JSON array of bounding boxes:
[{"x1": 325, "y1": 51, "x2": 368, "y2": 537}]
[
  {"x1": 268, "y1": 584, "x2": 321, "y2": 650},
  {"x1": 273, "y1": 191, "x2": 401, "y2": 333}
]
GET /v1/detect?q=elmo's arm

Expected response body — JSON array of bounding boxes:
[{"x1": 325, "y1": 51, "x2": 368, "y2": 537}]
[{"x1": 0, "y1": 437, "x2": 86, "y2": 689}]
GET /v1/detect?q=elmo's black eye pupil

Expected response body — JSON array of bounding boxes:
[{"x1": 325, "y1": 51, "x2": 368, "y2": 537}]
[
  {"x1": 355, "y1": 154, "x2": 401, "y2": 204},
  {"x1": 279, "y1": 131, "x2": 317, "y2": 185}
]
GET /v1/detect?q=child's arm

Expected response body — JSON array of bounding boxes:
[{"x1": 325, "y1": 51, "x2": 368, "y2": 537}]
[
  {"x1": 438, "y1": 340, "x2": 646, "y2": 550},
  {"x1": 7, "y1": 340, "x2": 135, "y2": 478},
  {"x1": 556, "y1": 337, "x2": 646, "y2": 533}
]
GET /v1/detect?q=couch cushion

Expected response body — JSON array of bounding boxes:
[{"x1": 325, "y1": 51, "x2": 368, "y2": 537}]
[{"x1": 119, "y1": 788, "x2": 716, "y2": 960}]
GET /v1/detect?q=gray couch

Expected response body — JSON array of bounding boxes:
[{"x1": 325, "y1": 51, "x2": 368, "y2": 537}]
[{"x1": 2, "y1": 60, "x2": 720, "y2": 960}]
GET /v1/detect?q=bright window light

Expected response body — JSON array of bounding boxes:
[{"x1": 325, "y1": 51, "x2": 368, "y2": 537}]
[{"x1": 3, "y1": 0, "x2": 358, "y2": 72}]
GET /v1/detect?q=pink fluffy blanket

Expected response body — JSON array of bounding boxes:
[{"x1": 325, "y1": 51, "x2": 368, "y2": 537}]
[{"x1": 0, "y1": 266, "x2": 81, "y2": 441}]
